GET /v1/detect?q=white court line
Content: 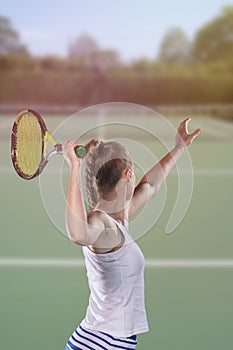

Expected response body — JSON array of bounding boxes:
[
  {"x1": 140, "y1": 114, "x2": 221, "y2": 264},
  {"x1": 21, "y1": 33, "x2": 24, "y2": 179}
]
[
  {"x1": 1, "y1": 258, "x2": 233, "y2": 268},
  {"x1": 201, "y1": 118, "x2": 233, "y2": 138},
  {"x1": 145, "y1": 259, "x2": 233, "y2": 268},
  {"x1": 0, "y1": 258, "x2": 84, "y2": 267},
  {"x1": 192, "y1": 121, "x2": 230, "y2": 140}
]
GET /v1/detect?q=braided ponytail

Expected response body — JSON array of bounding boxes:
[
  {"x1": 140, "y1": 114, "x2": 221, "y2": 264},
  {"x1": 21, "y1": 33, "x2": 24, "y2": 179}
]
[
  {"x1": 85, "y1": 139, "x2": 132, "y2": 210},
  {"x1": 85, "y1": 139, "x2": 102, "y2": 210}
]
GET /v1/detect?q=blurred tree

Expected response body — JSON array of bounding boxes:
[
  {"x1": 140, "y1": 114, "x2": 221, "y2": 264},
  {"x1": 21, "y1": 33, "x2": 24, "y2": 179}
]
[
  {"x1": 89, "y1": 49, "x2": 119, "y2": 71},
  {"x1": 192, "y1": 6, "x2": 233, "y2": 61},
  {"x1": 0, "y1": 16, "x2": 28, "y2": 55},
  {"x1": 68, "y1": 33, "x2": 119, "y2": 71},
  {"x1": 131, "y1": 58, "x2": 152, "y2": 73},
  {"x1": 40, "y1": 55, "x2": 66, "y2": 71},
  {"x1": 68, "y1": 33, "x2": 99, "y2": 60},
  {"x1": 158, "y1": 27, "x2": 191, "y2": 63}
]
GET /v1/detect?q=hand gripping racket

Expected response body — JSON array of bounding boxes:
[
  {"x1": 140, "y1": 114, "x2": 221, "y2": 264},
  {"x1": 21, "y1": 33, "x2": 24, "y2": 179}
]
[{"x1": 11, "y1": 109, "x2": 87, "y2": 180}]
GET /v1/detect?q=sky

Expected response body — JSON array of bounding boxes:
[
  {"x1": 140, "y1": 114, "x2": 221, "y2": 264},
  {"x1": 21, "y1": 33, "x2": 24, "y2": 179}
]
[{"x1": 1, "y1": 0, "x2": 231, "y2": 61}]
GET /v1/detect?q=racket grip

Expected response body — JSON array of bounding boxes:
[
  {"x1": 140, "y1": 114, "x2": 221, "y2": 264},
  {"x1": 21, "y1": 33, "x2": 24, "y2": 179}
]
[{"x1": 75, "y1": 145, "x2": 87, "y2": 158}]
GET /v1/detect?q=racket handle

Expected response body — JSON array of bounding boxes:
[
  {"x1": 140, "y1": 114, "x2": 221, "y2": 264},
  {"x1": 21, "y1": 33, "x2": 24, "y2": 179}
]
[{"x1": 75, "y1": 145, "x2": 86, "y2": 158}]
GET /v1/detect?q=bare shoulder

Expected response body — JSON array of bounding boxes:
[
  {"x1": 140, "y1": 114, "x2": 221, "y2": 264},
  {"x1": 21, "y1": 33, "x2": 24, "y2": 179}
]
[
  {"x1": 87, "y1": 210, "x2": 119, "y2": 230},
  {"x1": 87, "y1": 210, "x2": 123, "y2": 253},
  {"x1": 87, "y1": 210, "x2": 106, "y2": 229}
]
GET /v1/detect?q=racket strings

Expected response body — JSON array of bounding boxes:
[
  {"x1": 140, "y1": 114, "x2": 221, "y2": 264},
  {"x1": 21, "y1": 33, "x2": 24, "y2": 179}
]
[{"x1": 15, "y1": 113, "x2": 43, "y2": 177}]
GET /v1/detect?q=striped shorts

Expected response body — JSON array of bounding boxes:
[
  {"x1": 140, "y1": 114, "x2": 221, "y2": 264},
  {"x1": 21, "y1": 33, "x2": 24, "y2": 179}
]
[{"x1": 65, "y1": 325, "x2": 137, "y2": 350}]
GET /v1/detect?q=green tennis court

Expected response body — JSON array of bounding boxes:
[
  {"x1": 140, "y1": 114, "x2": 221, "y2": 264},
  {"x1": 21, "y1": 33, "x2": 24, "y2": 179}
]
[{"x1": 0, "y1": 111, "x2": 233, "y2": 349}]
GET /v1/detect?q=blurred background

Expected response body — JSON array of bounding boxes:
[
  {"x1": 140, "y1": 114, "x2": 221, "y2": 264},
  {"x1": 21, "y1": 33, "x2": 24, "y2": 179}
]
[
  {"x1": 1, "y1": 1, "x2": 233, "y2": 350},
  {"x1": 0, "y1": 0, "x2": 233, "y2": 115}
]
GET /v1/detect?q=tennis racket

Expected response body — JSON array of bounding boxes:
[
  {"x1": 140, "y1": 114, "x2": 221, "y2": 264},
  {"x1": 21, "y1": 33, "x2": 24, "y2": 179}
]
[{"x1": 11, "y1": 109, "x2": 87, "y2": 180}]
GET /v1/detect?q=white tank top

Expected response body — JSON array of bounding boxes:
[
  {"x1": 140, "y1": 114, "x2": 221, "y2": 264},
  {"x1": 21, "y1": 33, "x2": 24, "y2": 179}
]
[{"x1": 80, "y1": 211, "x2": 149, "y2": 337}]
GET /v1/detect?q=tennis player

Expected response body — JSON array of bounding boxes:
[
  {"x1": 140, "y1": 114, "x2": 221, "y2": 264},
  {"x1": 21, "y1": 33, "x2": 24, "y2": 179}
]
[{"x1": 62, "y1": 118, "x2": 201, "y2": 350}]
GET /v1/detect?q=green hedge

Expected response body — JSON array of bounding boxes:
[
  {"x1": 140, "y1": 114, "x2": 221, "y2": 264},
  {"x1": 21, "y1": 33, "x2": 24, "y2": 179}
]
[{"x1": 0, "y1": 70, "x2": 233, "y2": 105}]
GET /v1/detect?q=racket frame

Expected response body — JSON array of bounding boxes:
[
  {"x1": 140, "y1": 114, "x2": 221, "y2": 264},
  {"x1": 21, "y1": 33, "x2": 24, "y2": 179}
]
[
  {"x1": 12, "y1": 109, "x2": 49, "y2": 179},
  {"x1": 11, "y1": 109, "x2": 85, "y2": 180}
]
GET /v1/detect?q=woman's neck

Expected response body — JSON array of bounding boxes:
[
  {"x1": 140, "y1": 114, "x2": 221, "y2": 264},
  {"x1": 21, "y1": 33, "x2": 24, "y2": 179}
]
[{"x1": 95, "y1": 198, "x2": 130, "y2": 225}]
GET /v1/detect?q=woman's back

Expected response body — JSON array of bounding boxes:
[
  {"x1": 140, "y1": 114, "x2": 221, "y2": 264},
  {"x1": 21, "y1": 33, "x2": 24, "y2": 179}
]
[{"x1": 81, "y1": 212, "x2": 149, "y2": 337}]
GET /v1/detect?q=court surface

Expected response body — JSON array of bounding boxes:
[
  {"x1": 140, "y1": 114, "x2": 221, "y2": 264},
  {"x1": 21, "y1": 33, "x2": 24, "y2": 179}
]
[{"x1": 0, "y1": 108, "x2": 233, "y2": 350}]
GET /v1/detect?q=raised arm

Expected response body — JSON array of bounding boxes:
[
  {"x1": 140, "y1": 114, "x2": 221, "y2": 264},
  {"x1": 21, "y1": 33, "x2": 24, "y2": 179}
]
[
  {"x1": 62, "y1": 139, "x2": 105, "y2": 246},
  {"x1": 129, "y1": 118, "x2": 201, "y2": 216}
]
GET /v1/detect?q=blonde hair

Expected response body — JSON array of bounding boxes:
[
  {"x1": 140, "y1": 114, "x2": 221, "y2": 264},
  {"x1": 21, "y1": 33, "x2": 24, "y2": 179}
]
[{"x1": 85, "y1": 139, "x2": 132, "y2": 209}]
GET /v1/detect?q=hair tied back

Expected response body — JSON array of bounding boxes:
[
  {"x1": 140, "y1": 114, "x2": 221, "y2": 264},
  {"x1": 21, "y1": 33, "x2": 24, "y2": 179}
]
[
  {"x1": 86, "y1": 139, "x2": 102, "y2": 154},
  {"x1": 97, "y1": 141, "x2": 105, "y2": 155}
]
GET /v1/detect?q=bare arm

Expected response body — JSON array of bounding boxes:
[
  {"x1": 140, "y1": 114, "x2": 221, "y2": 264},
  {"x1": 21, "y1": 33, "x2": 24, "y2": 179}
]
[
  {"x1": 129, "y1": 118, "x2": 202, "y2": 216},
  {"x1": 63, "y1": 139, "x2": 104, "y2": 246}
]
